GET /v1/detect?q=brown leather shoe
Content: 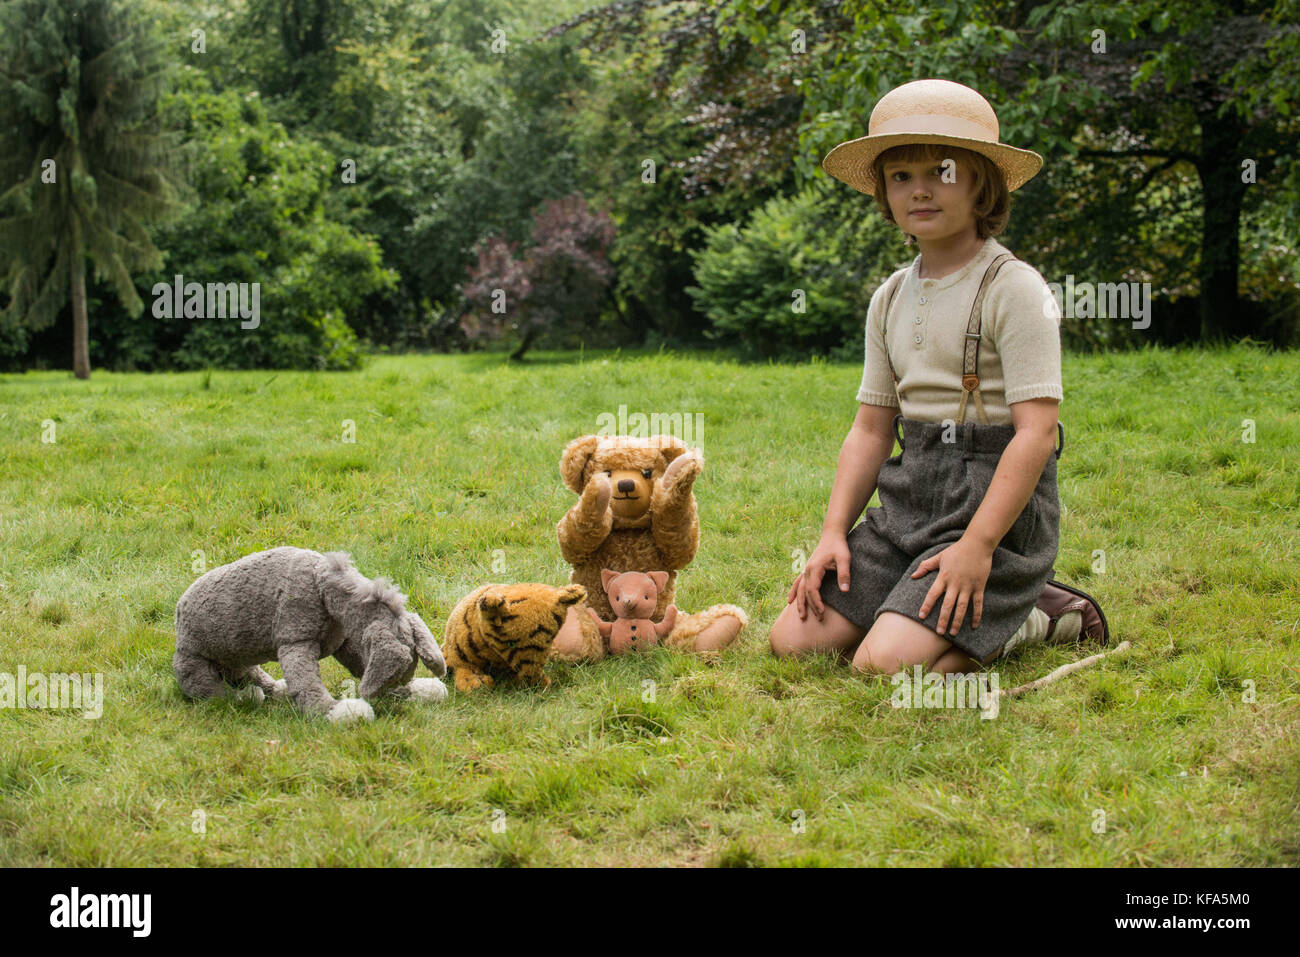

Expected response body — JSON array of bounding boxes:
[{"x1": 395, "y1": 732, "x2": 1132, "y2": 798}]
[{"x1": 1035, "y1": 579, "x2": 1109, "y2": 644}]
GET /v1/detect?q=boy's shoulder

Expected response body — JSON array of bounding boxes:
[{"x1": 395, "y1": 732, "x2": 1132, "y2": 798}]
[
  {"x1": 986, "y1": 243, "x2": 1057, "y2": 325},
  {"x1": 989, "y1": 242, "x2": 1050, "y2": 292},
  {"x1": 868, "y1": 257, "x2": 917, "y2": 313}
]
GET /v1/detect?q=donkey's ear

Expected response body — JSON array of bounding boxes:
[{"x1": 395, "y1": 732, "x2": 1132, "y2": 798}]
[
  {"x1": 358, "y1": 621, "x2": 415, "y2": 698},
  {"x1": 560, "y1": 435, "x2": 601, "y2": 493},
  {"x1": 406, "y1": 611, "x2": 446, "y2": 677}
]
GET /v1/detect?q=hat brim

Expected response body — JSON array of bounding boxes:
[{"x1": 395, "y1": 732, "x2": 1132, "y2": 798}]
[{"x1": 822, "y1": 132, "x2": 1043, "y2": 193}]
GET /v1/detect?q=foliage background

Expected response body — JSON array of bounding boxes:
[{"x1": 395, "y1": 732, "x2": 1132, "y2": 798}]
[{"x1": 2, "y1": 0, "x2": 1297, "y2": 372}]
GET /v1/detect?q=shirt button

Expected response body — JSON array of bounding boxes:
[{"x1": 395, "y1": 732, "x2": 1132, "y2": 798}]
[
  {"x1": 919, "y1": 297, "x2": 927, "y2": 304},
  {"x1": 914, "y1": 335, "x2": 922, "y2": 343},
  {"x1": 914, "y1": 317, "x2": 921, "y2": 324}
]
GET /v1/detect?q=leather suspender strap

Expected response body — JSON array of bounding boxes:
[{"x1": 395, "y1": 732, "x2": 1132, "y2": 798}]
[
  {"x1": 881, "y1": 251, "x2": 1018, "y2": 421},
  {"x1": 957, "y1": 252, "x2": 1017, "y2": 425}
]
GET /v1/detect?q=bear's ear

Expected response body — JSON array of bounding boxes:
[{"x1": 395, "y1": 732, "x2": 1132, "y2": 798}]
[
  {"x1": 561, "y1": 435, "x2": 602, "y2": 493},
  {"x1": 652, "y1": 434, "x2": 689, "y2": 467}
]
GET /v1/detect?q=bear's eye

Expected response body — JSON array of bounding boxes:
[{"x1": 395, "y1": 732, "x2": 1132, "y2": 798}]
[
  {"x1": 642, "y1": 469, "x2": 652, "y2": 479},
  {"x1": 605, "y1": 470, "x2": 612, "y2": 476}
]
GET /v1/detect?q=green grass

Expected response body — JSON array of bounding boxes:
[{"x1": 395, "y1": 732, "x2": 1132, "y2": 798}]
[{"x1": 1, "y1": 344, "x2": 1297, "y2": 866}]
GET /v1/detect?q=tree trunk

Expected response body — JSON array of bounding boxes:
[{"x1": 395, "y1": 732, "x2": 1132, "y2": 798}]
[
  {"x1": 71, "y1": 234, "x2": 90, "y2": 379},
  {"x1": 510, "y1": 325, "x2": 539, "y2": 361},
  {"x1": 1195, "y1": 110, "x2": 1249, "y2": 341}
]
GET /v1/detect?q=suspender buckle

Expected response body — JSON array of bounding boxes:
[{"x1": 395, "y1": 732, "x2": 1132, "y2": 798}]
[
  {"x1": 961, "y1": 374, "x2": 980, "y2": 392},
  {"x1": 965, "y1": 332, "x2": 982, "y2": 339}
]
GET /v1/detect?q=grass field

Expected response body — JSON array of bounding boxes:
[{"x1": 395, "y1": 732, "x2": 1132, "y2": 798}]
[{"x1": 1, "y1": 344, "x2": 1297, "y2": 866}]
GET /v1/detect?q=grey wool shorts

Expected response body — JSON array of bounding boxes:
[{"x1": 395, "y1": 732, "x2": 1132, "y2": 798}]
[{"x1": 819, "y1": 414, "x2": 1061, "y2": 662}]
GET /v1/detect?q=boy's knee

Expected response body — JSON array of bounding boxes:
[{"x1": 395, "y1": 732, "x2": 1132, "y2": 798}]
[
  {"x1": 768, "y1": 604, "x2": 809, "y2": 657},
  {"x1": 851, "y1": 633, "x2": 913, "y2": 676},
  {"x1": 850, "y1": 644, "x2": 891, "y2": 676},
  {"x1": 767, "y1": 613, "x2": 797, "y2": 657}
]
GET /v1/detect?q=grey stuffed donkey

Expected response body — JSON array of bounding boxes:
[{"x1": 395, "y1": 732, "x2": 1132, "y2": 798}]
[{"x1": 174, "y1": 547, "x2": 447, "y2": 723}]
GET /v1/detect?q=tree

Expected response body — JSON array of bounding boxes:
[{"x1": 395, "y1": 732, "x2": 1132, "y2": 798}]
[
  {"x1": 461, "y1": 193, "x2": 615, "y2": 359},
  {"x1": 0, "y1": 0, "x2": 186, "y2": 377},
  {"x1": 1003, "y1": 1, "x2": 1300, "y2": 341},
  {"x1": 732, "y1": 0, "x2": 1300, "y2": 343}
]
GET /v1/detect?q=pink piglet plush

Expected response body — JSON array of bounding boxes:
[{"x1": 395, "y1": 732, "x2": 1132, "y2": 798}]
[{"x1": 587, "y1": 568, "x2": 677, "y2": 654}]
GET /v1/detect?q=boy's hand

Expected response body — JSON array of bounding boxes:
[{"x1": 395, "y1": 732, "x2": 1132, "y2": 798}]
[
  {"x1": 911, "y1": 535, "x2": 994, "y2": 635},
  {"x1": 788, "y1": 533, "x2": 851, "y2": 621}
]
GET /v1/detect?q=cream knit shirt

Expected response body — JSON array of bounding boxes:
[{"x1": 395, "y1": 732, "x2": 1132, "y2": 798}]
[{"x1": 857, "y1": 237, "x2": 1063, "y2": 425}]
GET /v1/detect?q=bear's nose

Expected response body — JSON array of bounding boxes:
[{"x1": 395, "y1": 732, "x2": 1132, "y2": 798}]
[{"x1": 617, "y1": 479, "x2": 635, "y2": 493}]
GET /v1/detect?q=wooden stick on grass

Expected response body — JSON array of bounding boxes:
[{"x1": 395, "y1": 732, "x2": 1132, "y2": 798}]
[{"x1": 1000, "y1": 640, "x2": 1132, "y2": 699}]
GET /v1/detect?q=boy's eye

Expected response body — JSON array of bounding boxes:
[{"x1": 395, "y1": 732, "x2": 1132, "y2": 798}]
[{"x1": 891, "y1": 171, "x2": 908, "y2": 181}]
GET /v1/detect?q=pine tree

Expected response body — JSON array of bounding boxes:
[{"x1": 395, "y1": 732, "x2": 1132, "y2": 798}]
[{"x1": 0, "y1": 0, "x2": 185, "y2": 378}]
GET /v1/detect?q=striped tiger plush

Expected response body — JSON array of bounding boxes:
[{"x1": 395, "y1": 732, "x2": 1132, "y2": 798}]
[{"x1": 443, "y1": 583, "x2": 586, "y2": 692}]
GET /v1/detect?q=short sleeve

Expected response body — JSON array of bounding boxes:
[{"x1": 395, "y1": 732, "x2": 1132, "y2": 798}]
[
  {"x1": 856, "y1": 274, "x2": 902, "y2": 408},
  {"x1": 985, "y1": 261, "x2": 1064, "y2": 407}
]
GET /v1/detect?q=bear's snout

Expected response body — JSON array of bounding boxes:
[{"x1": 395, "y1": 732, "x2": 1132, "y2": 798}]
[{"x1": 617, "y1": 478, "x2": 636, "y2": 494}]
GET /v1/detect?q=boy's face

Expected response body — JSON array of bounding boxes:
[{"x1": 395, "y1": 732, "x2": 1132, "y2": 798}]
[{"x1": 882, "y1": 152, "x2": 978, "y2": 243}]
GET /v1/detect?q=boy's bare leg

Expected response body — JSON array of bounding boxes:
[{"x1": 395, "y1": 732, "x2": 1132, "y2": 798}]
[
  {"x1": 852, "y1": 611, "x2": 980, "y2": 675},
  {"x1": 768, "y1": 599, "x2": 866, "y2": 661}
]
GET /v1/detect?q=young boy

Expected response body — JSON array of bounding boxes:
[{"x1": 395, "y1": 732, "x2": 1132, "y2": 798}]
[{"x1": 769, "y1": 79, "x2": 1108, "y2": 675}]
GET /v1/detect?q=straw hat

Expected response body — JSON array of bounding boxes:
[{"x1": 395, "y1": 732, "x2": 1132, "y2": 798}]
[{"x1": 822, "y1": 79, "x2": 1043, "y2": 194}]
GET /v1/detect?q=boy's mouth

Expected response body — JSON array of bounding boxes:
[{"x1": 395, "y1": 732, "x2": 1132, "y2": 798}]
[{"x1": 909, "y1": 208, "x2": 940, "y2": 218}]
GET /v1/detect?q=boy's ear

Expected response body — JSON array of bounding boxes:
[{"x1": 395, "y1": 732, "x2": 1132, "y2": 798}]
[{"x1": 561, "y1": 435, "x2": 601, "y2": 493}]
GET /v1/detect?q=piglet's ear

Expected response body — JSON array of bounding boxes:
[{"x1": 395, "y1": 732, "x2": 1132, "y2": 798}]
[
  {"x1": 647, "y1": 571, "x2": 669, "y2": 594},
  {"x1": 600, "y1": 568, "x2": 618, "y2": 592}
]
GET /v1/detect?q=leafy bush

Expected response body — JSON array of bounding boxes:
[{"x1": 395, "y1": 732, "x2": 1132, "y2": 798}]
[
  {"x1": 687, "y1": 184, "x2": 899, "y2": 359},
  {"x1": 86, "y1": 82, "x2": 395, "y2": 371}
]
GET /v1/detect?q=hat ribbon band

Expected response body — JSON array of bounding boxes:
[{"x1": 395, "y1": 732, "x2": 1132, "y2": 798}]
[{"x1": 870, "y1": 113, "x2": 998, "y2": 142}]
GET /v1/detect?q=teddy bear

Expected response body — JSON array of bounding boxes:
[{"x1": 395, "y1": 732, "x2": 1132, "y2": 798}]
[
  {"x1": 551, "y1": 433, "x2": 748, "y2": 661},
  {"x1": 442, "y1": 582, "x2": 586, "y2": 692},
  {"x1": 173, "y1": 547, "x2": 447, "y2": 723},
  {"x1": 587, "y1": 569, "x2": 677, "y2": 654}
]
